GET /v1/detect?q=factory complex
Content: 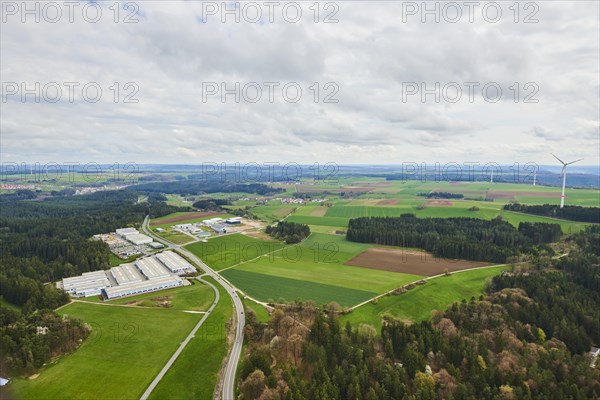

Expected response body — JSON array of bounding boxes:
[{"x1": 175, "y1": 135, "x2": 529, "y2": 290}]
[{"x1": 59, "y1": 251, "x2": 196, "y2": 300}]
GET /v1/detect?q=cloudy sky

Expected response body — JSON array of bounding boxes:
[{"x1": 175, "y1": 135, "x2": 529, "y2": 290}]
[{"x1": 1, "y1": 1, "x2": 599, "y2": 166}]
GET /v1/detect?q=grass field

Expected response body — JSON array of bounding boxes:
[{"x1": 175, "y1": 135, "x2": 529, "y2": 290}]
[
  {"x1": 186, "y1": 234, "x2": 284, "y2": 271},
  {"x1": 148, "y1": 277, "x2": 233, "y2": 400},
  {"x1": 150, "y1": 212, "x2": 234, "y2": 230},
  {"x1": 219, "y1": 233, "x2": 424, "y2": 306},
  {"x1": 9, "y1": 281, "x2": 217, "y2": 400},
  {"x1": 251, "y1": 204, "x2": 297, "y2": 221},
  {"x1": 341, "y1": 265, "x2": 510, "y2": 331},
  {"x1": 221, "y1": 269, "x2": 377, "y2": 307},
  {"x1": 243, "y1": 298, "x2": 271, "y2": 323},
  {"x1": 156, "y1": 229, "x2": 196, "y2": 245}
]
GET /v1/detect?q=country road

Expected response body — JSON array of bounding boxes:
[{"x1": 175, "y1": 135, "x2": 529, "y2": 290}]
[{"x1": 141, "y1": 216, "x2": 245, "y2": 400}]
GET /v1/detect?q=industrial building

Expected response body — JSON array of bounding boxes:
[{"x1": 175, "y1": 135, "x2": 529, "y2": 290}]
[
  {"x1": 116, "y1": 227, "x2": 139, "y2": 237},
  {"x1": 226, "y1": 217, "x2": 242, "y2": 224},
  {"x1": 156, "y1": 251, "x2": 195, "y2": 275},
  {"x1": 103, "y1": 275, "x2": 184, "y2": 300},
  {"x1": 126, "y1": 233, "x2": 153, "y2": 245},
  {"x1": 60, "y1": 251, "x2": 193, "y2": 301},
  {"x1": 61, "y1": 270, "x2": 111, "y2": 297},
  {"x1": 110, "y1": 263, "x2": 143, "y2": 285},
  {"x1": 149, "y1": 242, "x2": 165, "y2": 249}
]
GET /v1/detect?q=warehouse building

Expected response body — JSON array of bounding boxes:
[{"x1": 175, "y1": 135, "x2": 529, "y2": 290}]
[
  {"x1": 116, "y1": 227, "x2": 139, "y2": 237},
  {"x1": 156, "y1": 251, "x2": 195, "y2": 275},
  {"x1": 61, "y1": 252, "x2": 192, "y2": 300},
  {"x1": 135, "y1": 257, "x2": 170, "y2": 279},
  {"x1": 110, "y1": 263, "x2": 144, "y2": 285},
  {"x1": 61, "y1": 270, "x2": 111, "y2": 297},
  {"x1": 103, "y1": 275, "x2": 184, "y2": 300},
  {"x1": 126, "y1": 233, "x2": 153, "y2": 245},
  {"x1": 226, "y1": 217, "x2": 242, "y2": 224}
]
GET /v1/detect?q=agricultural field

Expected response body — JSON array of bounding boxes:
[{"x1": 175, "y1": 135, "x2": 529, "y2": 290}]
[
  {"x1": 9, "y1": 302, "x2": 204, "y2": 399},
  {"x1": 150, "y1": 211, "x2": 233, "y2": 230},
  {"x1": 341, "y1": 265, "x2": 510, "y2": 330},
  {"x1": 148, "y1": 277, "x2": 232, "y2": 400},
  {"x1": 282, "y1": 182, "x2": 595, "y2": 233},
  {"x1": 251, "y1": 204, "x2": 297, "y2": 221},
  {"x1": 186, "y1": 233, "x2": 285, "y2": 271},
  {"x1": 219, "y1": 233, "x2": 424, "y2": 306}
]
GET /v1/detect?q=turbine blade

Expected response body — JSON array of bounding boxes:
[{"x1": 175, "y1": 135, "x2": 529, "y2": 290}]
[
  {"x1": 551, "y1": 153, "x2": 566, "y2": 165},
  {"x1": 566, "y1": 158, "x2": 583, "y2": 165}
]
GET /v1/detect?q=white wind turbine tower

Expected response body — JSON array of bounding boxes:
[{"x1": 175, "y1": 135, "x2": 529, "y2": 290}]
[{"x1": 551, "y1": 154, "x2": 583, "y2": 208}]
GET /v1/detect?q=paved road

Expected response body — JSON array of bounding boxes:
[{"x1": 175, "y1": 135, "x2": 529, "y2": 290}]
[
  {"x1": 140, "y1": 276, "x2": 220, "y2": 400},
  {"x1": 141, "y1": 217, "x2": 245, "y2": 400}
]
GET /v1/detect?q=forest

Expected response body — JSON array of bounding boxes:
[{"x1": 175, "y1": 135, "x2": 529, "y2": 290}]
[
  {"x1": 129, "y1": 180, "x2": 284, "y2": 196},
  {"x1": 237, "y1": 226, "x2": 600, "y2": 400},
  {"x1": 346, "y1": 217, "x2": 561, "y2": 263},
  {"x1": 503, "y1": 203, "x2": 600, "y2": 223},
  {"x1": 266, "y1": 221, "x2": 311, "y2": 244}
]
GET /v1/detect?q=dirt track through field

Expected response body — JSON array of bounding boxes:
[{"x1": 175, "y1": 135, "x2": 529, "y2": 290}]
[{"x1": 345, "y1": 248, "x2": 492, "y2": 276}]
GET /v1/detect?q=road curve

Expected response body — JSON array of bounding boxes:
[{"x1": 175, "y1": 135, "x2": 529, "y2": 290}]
[
  {"x1": 140, "y1": 276, "x2": 220, "y2": 400},
  {"x1": 141, "y1": 216, "x2": 244, "y2": 400}
]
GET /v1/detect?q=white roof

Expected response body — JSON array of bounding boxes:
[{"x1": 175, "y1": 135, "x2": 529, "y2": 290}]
[
  {"x1": 135, "y1": 257, "x2": 170, "y2": 279},
  {"x1": 156, "y1": 251, "x2": 194, "y2": 272},
  {"x1": 126, "y1": 233, "x2": 152, "y2": 243},
  {"x1": 110, "y1": 263, "x2": 143, "y2": 285},
  {"x1": 62, "y1": 270, "x2": 110, "y2": 292},
  {"x1": 116, "y1": 227, "x2": 139, "y2": 235},
  {"x1": 104, "y1": 275, "x2": 183, "y2": 299}
]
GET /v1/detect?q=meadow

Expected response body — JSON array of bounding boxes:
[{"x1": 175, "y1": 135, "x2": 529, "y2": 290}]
[
  {"x1": 148, "y1": 277, "x2": 232, "y2": 400},
  {"x1": 186, "y1": 233, "x2": 285, "y2": 271},
  {"x1": 9, "y1": 281, "x2": 217, "y2": 400},
  {"x1": 219, "y1": 233, "x2": 424, "y2": 306},
  {"x1": 341, "y1": 265, "x2": 510, "y2": 330}
]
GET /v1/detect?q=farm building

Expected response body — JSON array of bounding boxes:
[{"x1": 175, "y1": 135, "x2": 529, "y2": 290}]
[
  {"x1": 61, "y1": 270, "x2": 111, "y2": 297},
  {"x1": 156, "y1": 251, "x2": 195, "y2": 275},
  {"x1": 103, "y1": 275, "x2": 184, "y2": 300},
  {"x1": 126, "y1": 233, "x2": 153, "y2": 245},
  {"x1": 116, "y1": 227, "x2": 139, "y2": 237},
  {"x1": 226, "y1": 217, "x2": 242, "y2": 224}
]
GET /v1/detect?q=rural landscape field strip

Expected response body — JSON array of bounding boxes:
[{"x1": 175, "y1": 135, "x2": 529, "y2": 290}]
[
  {"x1": 342, "y1": 265, "x2": 510, "y2": 330},
  {"x1": 220, "y1": 269, "x2": 378, "y2": 307}
]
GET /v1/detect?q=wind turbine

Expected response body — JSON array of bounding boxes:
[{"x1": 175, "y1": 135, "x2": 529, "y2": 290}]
[{"x1": 551, "y1": 154, "x2": 582, "y2": 208}]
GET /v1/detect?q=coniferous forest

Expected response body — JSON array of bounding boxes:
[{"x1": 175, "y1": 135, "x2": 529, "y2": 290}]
[
  {"x1": 238, "y1": 226, "x2": 600, "y2": 400},
  {"x1": 346, "y1": 216, "x2": 560, "y2": 263},
  {"x1": 503, "y1": 203, "x2": 600, "y2": 223}
]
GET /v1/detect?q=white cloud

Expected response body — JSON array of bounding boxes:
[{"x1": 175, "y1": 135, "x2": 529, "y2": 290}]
[{"x1": 1, "y1": 1, "x2": 598, "y2": 166}]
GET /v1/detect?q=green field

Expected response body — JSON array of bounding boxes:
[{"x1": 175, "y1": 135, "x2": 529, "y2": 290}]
[
  {"x1": 156, "y1": 229, "x2": 195, "y2": 245},
  {"x1": 10, "y1": 281, "x2": 217, "y2": 400},
  {"x1": 186, "y1": 234, "x2": 284, "y2": 271},
  {"x1": 341, "y1": 265, "x2": 510, "y2": 331},
  {"x1": 243, "y1": 298, "x2": 271, "y2": 323},
  {"x1": 149, "y1": 277, "x2": 232, "y2": 400},
  {"x1": 150, "y1": 212, "x2": 234, "y2": 230},
  {"x1": 251, "y1": 204, "x2": 297, "y2": 221},
  {"x1": 219, "y1": 233, "x2": 423, "y2": 306},
  {"x1": 221, "y1": 269, "x2": 377, "y2": 307}
]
